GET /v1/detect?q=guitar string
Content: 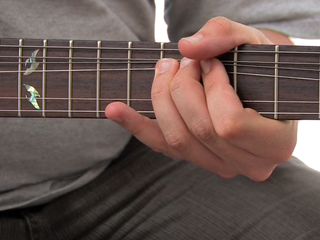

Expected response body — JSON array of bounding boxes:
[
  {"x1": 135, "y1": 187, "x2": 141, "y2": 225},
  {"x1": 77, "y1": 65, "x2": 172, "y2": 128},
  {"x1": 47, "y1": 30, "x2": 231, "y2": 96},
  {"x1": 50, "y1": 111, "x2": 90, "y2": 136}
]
[
  {"x1": 2, "y1": 58, "x2": 320, "y2": 67},
  {"x1": 0, "y1": 44, "x2": 318, "y2": 117},
  {"x1": 2, "y1": 55, "x2": 320, "y2": 67},
  {"x1": 1, "y1": 43, "x2": 320, "y2": 55},
  {"x1": 0, "y1": 96, "x2": 318, "y2": 104},
  {"x1": 1, "y1": 61, "x2": 320, "y2": 75},
  {"x1": 0, "y1": 68, "x2": 319, "y2": 82},
  {"x1": 0, "y1": 109, "x2": 317, "y2": 116}
]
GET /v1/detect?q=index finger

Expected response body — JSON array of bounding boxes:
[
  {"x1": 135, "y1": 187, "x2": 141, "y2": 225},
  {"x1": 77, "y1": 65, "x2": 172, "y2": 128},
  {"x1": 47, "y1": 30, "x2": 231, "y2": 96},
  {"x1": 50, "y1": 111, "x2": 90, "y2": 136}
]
[{"x1": 178, "y1": 16, "x2": 272, "y2": 60}]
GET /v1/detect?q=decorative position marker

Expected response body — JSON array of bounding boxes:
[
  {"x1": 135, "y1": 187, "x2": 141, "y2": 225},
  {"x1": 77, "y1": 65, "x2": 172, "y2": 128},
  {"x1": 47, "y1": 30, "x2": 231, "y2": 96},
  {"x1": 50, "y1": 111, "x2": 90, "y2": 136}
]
[
  {"x1": 24, "y1": 49, "x2": 40, "y2": 75},
  {"x1": 24, "y1": 84, "x2": 41, "y2": 110}
]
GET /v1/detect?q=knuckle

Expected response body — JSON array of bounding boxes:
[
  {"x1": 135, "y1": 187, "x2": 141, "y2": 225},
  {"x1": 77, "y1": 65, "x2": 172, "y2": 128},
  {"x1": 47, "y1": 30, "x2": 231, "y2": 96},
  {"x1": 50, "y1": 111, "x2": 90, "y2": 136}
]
[
  {"x1": 191, "y1": 120, "x2": 213, "y2": 141},
  {"x1": 165, "y1": 132, "x2": 187, "y2": 150},
  {"x1": 216, "y1": 116, "x2": 243, "y2": 140}
]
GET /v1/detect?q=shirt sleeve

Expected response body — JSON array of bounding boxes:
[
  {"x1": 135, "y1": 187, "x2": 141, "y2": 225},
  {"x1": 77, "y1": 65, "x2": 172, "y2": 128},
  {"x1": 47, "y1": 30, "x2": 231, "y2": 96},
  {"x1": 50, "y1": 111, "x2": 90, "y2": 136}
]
[{"x1": 165, "y1": 0, "x2": 320, "y2": 41}]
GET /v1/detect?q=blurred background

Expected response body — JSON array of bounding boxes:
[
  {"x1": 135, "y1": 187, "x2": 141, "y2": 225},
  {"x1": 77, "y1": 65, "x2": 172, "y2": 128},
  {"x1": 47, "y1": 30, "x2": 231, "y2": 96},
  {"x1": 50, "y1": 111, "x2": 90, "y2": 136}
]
[{"x1": 154, "y1": 0, "x2": 320, "y2": 171}]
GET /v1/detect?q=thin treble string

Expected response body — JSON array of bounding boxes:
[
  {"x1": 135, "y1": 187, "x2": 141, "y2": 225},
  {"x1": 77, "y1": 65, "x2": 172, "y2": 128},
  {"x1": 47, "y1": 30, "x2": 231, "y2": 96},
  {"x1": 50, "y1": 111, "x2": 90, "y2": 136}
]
[
  {"x1": 0, "y1": 68, "x2": 156, "y2": 74},
  {"x1": 1, "y1": 58, "x2": 320, "y2": 66},
  {"x1": 223, "y1": 63, "x2": 320, "y2": 73},
  {"x1": 1, "y1": 43, "x2": 320, "y2": 55},
  {"x1": 2, "y1": 55, "x2": 320, "y2": 67},
  {"x1": 0, "y1": 60, "x2": 160, "y2": 64},
  {"x1": 0, "y1": 109, "x2": 317, "y2": 115},
  {"x1": 0, "y1": 44, "x2": 179, "y2": 52},
  {"x1": 0, "y1": 67, "x2": 319, "y2": 82},
  {"x1": 0, "y1": 109, "x2": 153, "y2": 113},
  {"x1": 0, "y1": 96, "x2": 318, "y2": 104},
  {"x1": 0, "y1": 97, "x2": 152, "y2": 101},
  {"x1": 3, "y1": 56, "x2": 320, "y2": 69},
  {"x1": 0, "y1": 55, "x2": 165, "y2": 61},
  {"x1": 2, "y1": 61, "x2": 320, "y2": 74}
]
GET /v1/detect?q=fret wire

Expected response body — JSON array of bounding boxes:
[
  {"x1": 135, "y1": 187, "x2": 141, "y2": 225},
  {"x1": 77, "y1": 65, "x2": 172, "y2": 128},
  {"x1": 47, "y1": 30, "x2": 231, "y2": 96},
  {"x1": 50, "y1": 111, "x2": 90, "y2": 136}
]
[
  {"x1": 68, "y1": 40, "x2": 73, "y2": 118},
  {"x1": 233, "y1": 46, "x2": 238, "y2": 93},
  {"x1": 319, "y1": 54, "x2": 320, "y2": 119},
  {"x1": 42, "y1": 39, "x2": 47, "y2": 117},
  {"x1": 96, "y1": 41, "x2": 101, "y2": 118},
  {"x1": 274, "y1": 45, "x2": 279, "y2": 119},
  {"x1": 127, "y1": 42, "x2": 132, "y2": 107},
  {"x1": 160, "y1": 42, "x2": 164, "y2": 59},
  {"x1": 17, "y1": 39, "x2": 23, "y2": 117}
]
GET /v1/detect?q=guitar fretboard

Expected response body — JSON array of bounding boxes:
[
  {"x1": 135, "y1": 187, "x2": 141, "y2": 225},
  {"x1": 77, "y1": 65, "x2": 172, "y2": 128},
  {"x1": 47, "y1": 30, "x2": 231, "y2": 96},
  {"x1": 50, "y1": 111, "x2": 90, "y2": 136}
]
[{"x1": 1, "y1": 38, "x2": 320, "y2": 120}]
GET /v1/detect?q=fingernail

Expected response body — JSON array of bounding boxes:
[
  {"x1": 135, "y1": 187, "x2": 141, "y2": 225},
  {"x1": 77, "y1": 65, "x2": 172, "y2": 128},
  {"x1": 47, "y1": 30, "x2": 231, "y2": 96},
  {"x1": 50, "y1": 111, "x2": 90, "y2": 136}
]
[
  {"x1": 180, "y1": 57, "x2": 193, "y2": 68},
  {"x1": 156, "y1": 58, "x2": 174, "y2": 74},
  {"x1": 182, "y1": 32, "x2": 204, "y2": 45},
  {"x1": 200, "y1": 60, "x2": 212, "y2": 75}
]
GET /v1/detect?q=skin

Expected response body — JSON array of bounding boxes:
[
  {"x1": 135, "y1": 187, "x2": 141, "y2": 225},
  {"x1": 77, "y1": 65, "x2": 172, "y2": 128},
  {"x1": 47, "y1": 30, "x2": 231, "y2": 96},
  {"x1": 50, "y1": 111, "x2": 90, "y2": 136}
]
[{"x1": 105, "y1": 17, "x2": 298, "y2": 182}]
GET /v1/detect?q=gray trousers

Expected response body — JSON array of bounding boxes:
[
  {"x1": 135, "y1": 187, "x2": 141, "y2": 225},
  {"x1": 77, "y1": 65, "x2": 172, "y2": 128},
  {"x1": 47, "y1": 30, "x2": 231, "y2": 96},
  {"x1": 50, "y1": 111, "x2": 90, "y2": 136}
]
[{"x1": 1, "y1": 137, "x2": 320, "y2": 240}]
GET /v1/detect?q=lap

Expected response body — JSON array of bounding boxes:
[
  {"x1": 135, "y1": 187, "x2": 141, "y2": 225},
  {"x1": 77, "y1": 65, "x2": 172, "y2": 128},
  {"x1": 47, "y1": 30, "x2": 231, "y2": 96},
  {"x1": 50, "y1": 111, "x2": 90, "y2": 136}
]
[{"x1": 4, "y1": 137, "x2": 320, "y2": 240}]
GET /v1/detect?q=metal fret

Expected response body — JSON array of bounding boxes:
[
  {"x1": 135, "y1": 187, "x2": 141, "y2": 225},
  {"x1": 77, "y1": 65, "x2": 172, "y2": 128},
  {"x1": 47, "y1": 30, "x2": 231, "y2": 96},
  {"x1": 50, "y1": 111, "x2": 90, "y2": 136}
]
[
  {"x1": 42, "y1": 39, "x2": 47, "y2": 117},
  {"x1": 96, "y1": 41, "x2": 101, "y2": 118},
  {"x1": 127, "y1": 41, "x2": 132, "y2": 107},
  {"x1": 233, "y1": 46, "x2": 238, "y2": 93},
  {"x1": 17, "y1": 39, "x2": 23, "y2": 117},
  {"x1": 274, "y1": 45, "x2": 279, "y2": 120},
  {"x1": 319, "y1": 54, "x2": 320, "y2": 119},
  {"x1": 68, "y1": 40, "x2": 73, "y2": 118},
  {"x1": 160, "y1": 42, "x2": 164, "y2": 59}
]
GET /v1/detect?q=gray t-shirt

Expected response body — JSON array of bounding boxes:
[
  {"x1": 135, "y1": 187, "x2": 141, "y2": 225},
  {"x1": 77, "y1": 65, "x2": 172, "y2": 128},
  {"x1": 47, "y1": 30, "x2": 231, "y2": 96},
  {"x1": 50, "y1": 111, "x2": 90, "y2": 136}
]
[
  {"x1": 0, "y1": 0, "x2": 155, "y2": 210},
  {"x1": 0, "y1": 0, "x2": 319, "y2": 211}
]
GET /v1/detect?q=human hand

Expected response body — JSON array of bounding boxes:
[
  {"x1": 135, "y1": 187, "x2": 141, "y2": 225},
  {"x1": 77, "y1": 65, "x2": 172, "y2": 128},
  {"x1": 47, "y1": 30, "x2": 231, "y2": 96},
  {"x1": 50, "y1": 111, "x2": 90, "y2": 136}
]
[{"x1": 106, "y1": 17, "x2": 297, "y2": 181}]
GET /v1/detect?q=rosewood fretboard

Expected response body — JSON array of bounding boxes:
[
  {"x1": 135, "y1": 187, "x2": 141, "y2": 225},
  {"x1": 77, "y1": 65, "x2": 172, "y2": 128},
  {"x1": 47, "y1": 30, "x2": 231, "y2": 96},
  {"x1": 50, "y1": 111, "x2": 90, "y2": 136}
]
[{"x1": 0, "y1": 38, "x2": 320, "y2": 120}]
